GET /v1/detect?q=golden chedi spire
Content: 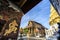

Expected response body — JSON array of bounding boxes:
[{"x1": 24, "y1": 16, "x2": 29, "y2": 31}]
[{"x1": 49, "y1": 5, "x2": 60, "y2": 26}]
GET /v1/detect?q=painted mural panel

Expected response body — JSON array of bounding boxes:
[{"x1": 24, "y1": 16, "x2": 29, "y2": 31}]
[{"x1": 0, "y1": 0, "x2": 23, "y2": 40}]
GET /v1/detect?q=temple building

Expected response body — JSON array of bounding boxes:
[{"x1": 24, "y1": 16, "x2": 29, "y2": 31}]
[
  {"x1": 26, "y1": 21, "x2": 46, "y2": 37},
  {"x1": 49, "y1": 5, "x2": 60, "y2": 34},
  {"x1": 49, "y1": 5, "x2": 60, "y2": 25}
]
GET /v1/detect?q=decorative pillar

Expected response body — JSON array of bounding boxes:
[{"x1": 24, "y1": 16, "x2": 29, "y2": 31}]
[{"x1": 0, "y1": 0, "x2": 24, "y2": 40}]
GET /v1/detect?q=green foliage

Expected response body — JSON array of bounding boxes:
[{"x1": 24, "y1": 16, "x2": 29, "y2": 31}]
[{"x1": 23, "y1": 28, "x2": 28, "y2": 34}]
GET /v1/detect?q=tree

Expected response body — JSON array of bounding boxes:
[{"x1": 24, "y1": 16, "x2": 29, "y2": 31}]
[{"x1": 23, "y1": 28, "x2": 28, "y2": 34}]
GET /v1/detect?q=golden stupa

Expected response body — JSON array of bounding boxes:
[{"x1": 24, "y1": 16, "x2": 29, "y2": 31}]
[{"x1": 49, "y1": 5, "x2": 60, "y2": 26}]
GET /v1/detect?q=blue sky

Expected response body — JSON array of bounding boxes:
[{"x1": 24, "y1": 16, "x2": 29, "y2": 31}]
[{"x1": 20, "y1": 0, "x2": 50, "y2": 29}]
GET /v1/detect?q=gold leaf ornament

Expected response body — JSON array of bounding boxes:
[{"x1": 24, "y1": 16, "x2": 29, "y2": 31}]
[{"x1": 4, "y1": 20, "x2": 18, "y2": 36}]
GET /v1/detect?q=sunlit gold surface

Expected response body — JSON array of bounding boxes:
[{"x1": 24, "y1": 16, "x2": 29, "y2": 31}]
[
  {"x1": 4, "y1": 20, "x2": 18, "y2": 36},
  {"x1": 49, "y1": 5, "x2": 60, "y2": 25}
]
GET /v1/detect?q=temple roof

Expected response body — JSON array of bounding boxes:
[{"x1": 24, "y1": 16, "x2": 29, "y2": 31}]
[{"x1": 9, "y1": 0, "x2": 42, "y2": 14}]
